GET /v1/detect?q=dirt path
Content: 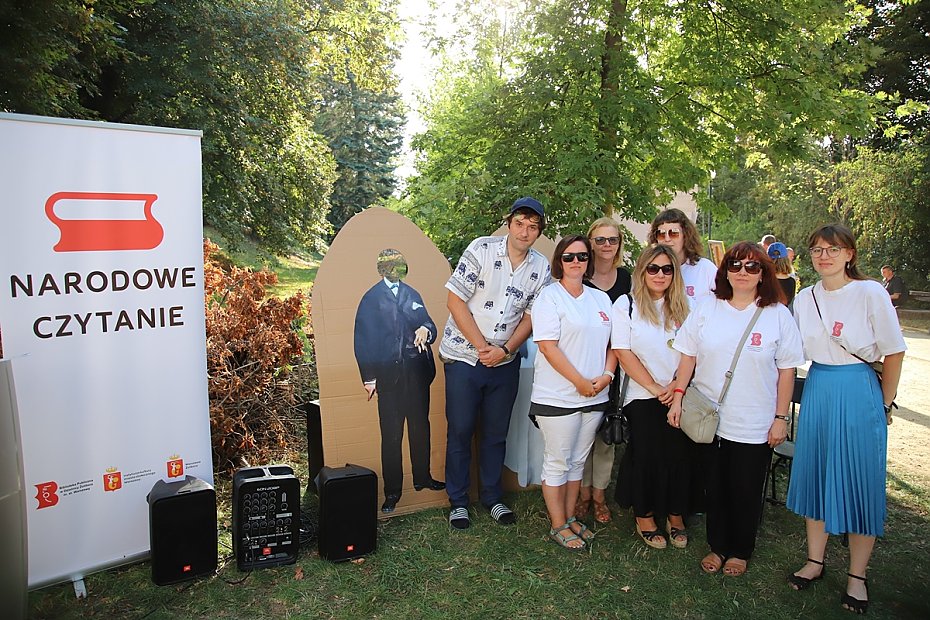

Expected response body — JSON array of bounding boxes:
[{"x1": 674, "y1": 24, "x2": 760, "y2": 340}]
[{"x1": 887, "y1": 330, "x2": 930, "y2": 486}]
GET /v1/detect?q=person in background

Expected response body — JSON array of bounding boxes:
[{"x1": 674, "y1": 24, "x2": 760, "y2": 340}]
[
  {"x1": 768, "y1": 242, "x2": 796, "y2": 308},
  {"x1": 881, "y1": 265, "x2": 907, "y2": 309},
  {"x1": 441, "y1": 197, "x2": 551, "y2": 530},
  {"x1": 648, "y1": 208, "x2": 717, "y2": 305},
  {"x1": 575, "y1": 217, "x2": 632, "y2": 524},
  {"x1": 760, "y1": 234, "x2": 776, "y2": 253},
  {"x1": 668, "y1": 241, "x2": 804, "y2": 577},
  {"x1": 612, "y1": 244, "x2": 692, "y2": 549},
  {"x1": 788, "y1": 225, "x2": 906, "y2": 615},
  {"x1": 531, "y1": 235, "x2": 616, "y2": 550}
]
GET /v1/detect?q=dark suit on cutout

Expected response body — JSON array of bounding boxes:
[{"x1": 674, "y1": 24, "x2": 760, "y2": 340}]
[{"x1": 354, "y1": 279, "x2": 437, "y2": 497}]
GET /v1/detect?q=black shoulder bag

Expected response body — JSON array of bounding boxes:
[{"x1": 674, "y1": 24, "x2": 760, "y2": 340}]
[{"x1": 597, "y1": 294, "x2": 632, "y2": 445}]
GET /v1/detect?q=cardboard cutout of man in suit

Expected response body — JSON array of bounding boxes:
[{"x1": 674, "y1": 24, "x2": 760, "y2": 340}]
[{"x1": 354, "y1": 249, "x2": 445, "y2": 512}]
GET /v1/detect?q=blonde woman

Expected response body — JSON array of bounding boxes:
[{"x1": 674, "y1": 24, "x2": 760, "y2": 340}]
[
  {"x1": 612, "y1": 244, "x2": 692, "y2": 548},
  {"x1": 575, "y1": 217, "x2": 631, "y2": 523}
]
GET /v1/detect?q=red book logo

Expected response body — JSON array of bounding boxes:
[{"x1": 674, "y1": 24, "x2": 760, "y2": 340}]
[
  {"x1": 686, "y1": 286, "x2": 695, "y2": 297},
  {"x1": 35, "y1": 481, "x2": 59, "y2": 509},
  {"x1": 104, "y1": 471, "x2": 123, "y2": 492},
  {"x1": 750, "y1": 332, "x2": 762, "y2": 346},
  {"x1": 598, "y1": 311, "x2": 610, "y2": 323},
  {"x1": 45, "y1": 191, "x2": 163, "y2": 252},
  {"x1": 832, "y1": 321, "x2": 844, "y2": 337},
  {"x1": 167, "y1": 458, "x2": 184, "y2": 478}
]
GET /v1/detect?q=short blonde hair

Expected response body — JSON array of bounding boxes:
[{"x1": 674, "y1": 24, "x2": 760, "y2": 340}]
[{"x1": 586, "y1": 217, "x2": 623, "y2": 268}]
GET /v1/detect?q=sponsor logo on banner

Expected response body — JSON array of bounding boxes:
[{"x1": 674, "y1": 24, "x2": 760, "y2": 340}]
[
  {"x1": 35, "y1": 482, "x2": 59, "y2": 509},
  {"x1": 45, "y1": 191, "x2": 164, "y2": 252},
  {"x1": 103, "y1": 468, "x2": 122, "y2": 492},
  {"x1": 167, "y1": 456, "x2": 184, "y2": 478}
]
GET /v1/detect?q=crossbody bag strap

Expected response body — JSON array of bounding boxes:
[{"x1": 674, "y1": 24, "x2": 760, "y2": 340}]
[
  {"x1": 811, "y1": 289, "x2": 872, "y2": 366},
  {"x1": 716, "y1": 305, "x2": 764, "y2": 405}
]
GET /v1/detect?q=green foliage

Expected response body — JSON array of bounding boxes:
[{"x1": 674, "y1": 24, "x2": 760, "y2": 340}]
[
  {"x1": 836, "y1": 134, "x2": 930, "y2": 286},
  {"x1": 404, "y1": 0, "x2": 881, "y2": 257},
  {"x1": 1, "y1": 0, "x2": 402, "y2": 255},
  {"x1": 315, "y1": 72, "x2": 405, "y2": 235}
]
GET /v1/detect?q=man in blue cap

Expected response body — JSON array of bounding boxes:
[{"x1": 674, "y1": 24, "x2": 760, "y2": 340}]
[{"x1": 440, "y1": 197, "x2": 551, "y2": 529}]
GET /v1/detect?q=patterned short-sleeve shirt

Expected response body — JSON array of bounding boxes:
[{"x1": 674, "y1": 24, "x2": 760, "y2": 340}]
[{"x1": 440, "y1": 234, "x2": 551, "y2": 365}]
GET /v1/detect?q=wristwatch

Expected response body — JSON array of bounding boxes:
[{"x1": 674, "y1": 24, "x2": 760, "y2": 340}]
[
  {"x1": 774, "y1": 414, "x2": 790, "y2": 422},
  {"x1": 883, "y1": 403, "x2": 893, "y2": 415}
]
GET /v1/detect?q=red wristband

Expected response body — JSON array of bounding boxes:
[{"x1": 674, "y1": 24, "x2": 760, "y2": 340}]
[{"x1": 673, "y1": 388, "x2": 685, "y2": 394}]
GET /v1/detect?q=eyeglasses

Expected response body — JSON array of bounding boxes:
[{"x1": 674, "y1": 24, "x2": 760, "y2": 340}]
[
  {"x1": 645, "y1": 263, "x2": 674, "y2": 275},
  {"x1": 592, "y1": 236, "x2": 620, "y2": 246},
  {"x1": 808, "y1": 246, "x2": 846, "y2": 258},
  {"x1": 726, "y1": 259, "x2": 762, "y2": 275},
  {"x1": 561, "y1": 252, "x2": 590, "y2": 263},
  {"x1": 656, "y1": 229, "x2": 682, "y2": 239}
]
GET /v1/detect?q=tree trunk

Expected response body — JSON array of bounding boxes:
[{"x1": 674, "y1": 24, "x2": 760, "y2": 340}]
[{"x1": 598, "y1": 0, "x2": 628, "y2": 216}]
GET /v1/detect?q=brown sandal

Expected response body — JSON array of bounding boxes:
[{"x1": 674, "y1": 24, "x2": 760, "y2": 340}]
[
  {"x1": 574, "y1": 496, "x2": 591, "y2": 520},
  {"x1": 723, "y1": 557, "x2": 748, "y2": 577},
  {"x1": 701, "y1": 551, "x2": 725, "y2": 574},
  {"x1": 593, "y1": 500, "x2": 611, "y2": 523}
]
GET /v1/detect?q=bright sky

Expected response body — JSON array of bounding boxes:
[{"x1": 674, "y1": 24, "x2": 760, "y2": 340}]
[{"x1": 395, "y1": 1, "x2": 455, "y2": 182}]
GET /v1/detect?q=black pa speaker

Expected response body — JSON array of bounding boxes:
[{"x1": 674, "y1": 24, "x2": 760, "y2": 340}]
[
  {"x1": 147, "y1": 476, "x2": 217, "y2": 585},
  {"x1": 232, "y1": 465, "x2": 301, "y2": 571},
  {"x1": 316, "y1": 464, "x2": 377, "y2": 562}
]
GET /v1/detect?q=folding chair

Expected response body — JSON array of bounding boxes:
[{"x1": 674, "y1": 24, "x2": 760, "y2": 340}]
[{"x1": 764, "y1": 375, "x2": 806, "y2": 505}]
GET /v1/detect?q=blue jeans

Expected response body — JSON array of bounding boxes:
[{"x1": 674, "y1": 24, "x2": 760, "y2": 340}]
[{"x1": 444, "y1": 359, "x2": 520, "y2": 508}]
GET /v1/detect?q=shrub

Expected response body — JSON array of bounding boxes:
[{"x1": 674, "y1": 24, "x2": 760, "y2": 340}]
[{"x1": 204, "y1": 240, "x2": 308, "y2": 472}]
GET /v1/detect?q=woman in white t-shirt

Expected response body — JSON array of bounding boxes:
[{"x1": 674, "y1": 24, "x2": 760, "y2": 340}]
[
  {"x1": 648, "y1": 208, "x2": 717, "y2": 305},
  {"x1": 668, "y1": 241, "x2": 804, "y2": 577},
  {"x1": 612, "y1": 244, "x2": 692, "y2": 549},
  {"x1": 530, "y1": 234, "x2": 616, "y2": 551},
  {"x1": 786, "y1": 224, "x2": 906, "y2": 615}
]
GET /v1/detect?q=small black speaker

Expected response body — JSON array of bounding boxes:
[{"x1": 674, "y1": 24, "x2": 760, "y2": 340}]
[
  {"x1": 316, "y1": 464, "x2": 377, "y2": 562},
  {"x1": 232, "y1": 465, "x2": 301, "y2": 571},
  {"x1": 147, "y1": 476, "x2": 217, "y2": 585}
]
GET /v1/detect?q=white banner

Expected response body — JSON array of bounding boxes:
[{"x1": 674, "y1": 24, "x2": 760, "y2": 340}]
[{"x1": 0, "y1": 113, "x2": 213, "y2": 588}]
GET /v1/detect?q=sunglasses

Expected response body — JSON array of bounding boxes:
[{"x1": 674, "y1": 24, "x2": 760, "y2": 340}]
[
  {"x1": 656, "y1": 229, "x2": 682, "y2": 239},
  {"x1": 726, "y1": 259, "x2": 762, "y2": 275},
  {"x1": 592, "y1": 236, "x2": 620, "y2": 246},
  {"x1": 645, "y1": 263, "x2": 674, "y2": 276},
  {"x1": 561, "y1": 252, "x2": 590, "y2": 263}
]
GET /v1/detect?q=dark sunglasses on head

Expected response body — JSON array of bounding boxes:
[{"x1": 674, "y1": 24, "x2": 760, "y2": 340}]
[
  {"x1": 645, "y1": 263, "x2": 674, "y2": 275},
  {"x1": 592, "y1": 236, "x2": 620, "y2": 246},
  {"x1": 561, "y1": 252, "x2": 590, "y2": 263},
  {"x1": 726, "y1": 259, "x2": 762, "y2": 275}
]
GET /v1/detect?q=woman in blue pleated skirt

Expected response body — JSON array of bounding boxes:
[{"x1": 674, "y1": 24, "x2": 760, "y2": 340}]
[{"x1": 787, "y1": 224, "x2": 906, "y2": 615}]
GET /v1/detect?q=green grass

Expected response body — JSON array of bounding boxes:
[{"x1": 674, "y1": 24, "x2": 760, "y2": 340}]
[
  {"x1": 27, "y1": 457, "x2": 930, "y2": 620},
  {"x1": 203, "y1": 225, "x2": 321, "y2": 298}
]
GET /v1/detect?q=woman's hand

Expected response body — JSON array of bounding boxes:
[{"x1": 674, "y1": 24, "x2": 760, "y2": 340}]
[
  {"x1": 573, "y1": 377, "x2": 597, "y2": 398},
  {"x1": 767, "y1": 418, "x2": 788, "y2": 448},
  {"x1": 652, "y1": 383, "x2": 674, "y2": 406},
  {"x1": 591, "y1": 374, "x2": 612, "y2": 395},
  {"x1": 667, "y1": 402, "x2": 682, "y2": 428}
]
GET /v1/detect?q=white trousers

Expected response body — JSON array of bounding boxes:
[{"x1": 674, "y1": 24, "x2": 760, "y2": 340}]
[{"x1": 536, "y1": 411, "x2": 604, "y2": 486}]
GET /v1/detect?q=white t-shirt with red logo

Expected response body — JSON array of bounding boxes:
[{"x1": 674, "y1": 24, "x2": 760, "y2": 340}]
[
  {"x1": 680, "y1": 257, "x2": 717, "y2": 304},
  {"x1": 611, "y1": 295, "x2": 682, "y2": 406},
  {"x1": 794, "y1": 279, "x2": 906, "y2": 364},
  {"x1": 674, "y1": 298, "x2": 805, "y2": 443},
  {"x1": 531, "y1": 281, "x2": 613, "y2": 409}
]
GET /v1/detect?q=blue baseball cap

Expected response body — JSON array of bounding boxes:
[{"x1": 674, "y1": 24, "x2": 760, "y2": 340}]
[
  {"x1": 510, "y1": 196, "x2": 545, "y2": 219},
  {"x1": 767, "y1": 242, "x2": 789, "y2": 260}
]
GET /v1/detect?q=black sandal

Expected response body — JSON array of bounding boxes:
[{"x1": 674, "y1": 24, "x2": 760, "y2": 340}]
[
  {"x1": 841, "y1": 573, "x2": 869, "y2": 615},
  {"x1": 788, "y1": 558, "x2": 826, "y2": 590}
]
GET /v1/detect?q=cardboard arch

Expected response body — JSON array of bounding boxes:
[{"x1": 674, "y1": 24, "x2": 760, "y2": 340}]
[{"x1": 311, "y1": 208, "x2": 451, "y2": 515}]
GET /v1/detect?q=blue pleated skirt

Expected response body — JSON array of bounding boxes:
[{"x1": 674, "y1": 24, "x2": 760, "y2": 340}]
[{"x1": 786, "y1": 362, "x2": 887, "y2": 537}]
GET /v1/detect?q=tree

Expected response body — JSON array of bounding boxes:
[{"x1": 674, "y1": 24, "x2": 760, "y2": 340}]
[
  {"x1": 404, "y1": 0, "x2": 881, "y2": 258},
  {"x1": 315, "y1": 71, "x2": 405, "y2": 235}
]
